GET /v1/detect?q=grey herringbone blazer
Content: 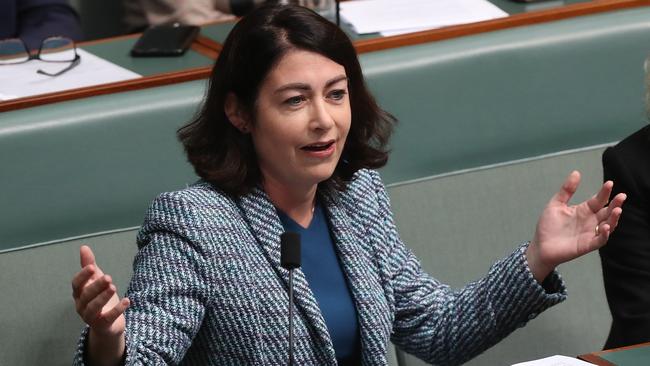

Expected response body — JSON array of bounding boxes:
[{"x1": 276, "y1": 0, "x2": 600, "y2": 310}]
[{"x1": 74, "y1": 169, "x2": 566, "y2": 365}]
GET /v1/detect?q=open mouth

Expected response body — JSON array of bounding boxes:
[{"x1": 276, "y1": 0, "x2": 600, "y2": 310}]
[{"x1": 301, "y1": 140, "x2": 335, "y2": 152}]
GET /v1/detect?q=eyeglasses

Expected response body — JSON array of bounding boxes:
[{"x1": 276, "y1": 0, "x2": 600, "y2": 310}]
[{"x1": 0, "y1": 36, "x2": 81, "y2": 77}]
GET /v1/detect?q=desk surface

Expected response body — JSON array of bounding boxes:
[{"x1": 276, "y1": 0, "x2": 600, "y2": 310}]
[
  {"x1": 1, "y1": 0, "x2": 648, "y2": 112},
  {"x1": 81, "y1": 37, "x2": 213, "y2": 76},
  {"x1": 579, "y1": 342, "x2": 650, "y2": 366},
  {"x1": 199, "y1": 0, "x2": 594, "y2": 42},
  {"x1": 198, "y1": 0, "x2": 650, "y2": 53}
]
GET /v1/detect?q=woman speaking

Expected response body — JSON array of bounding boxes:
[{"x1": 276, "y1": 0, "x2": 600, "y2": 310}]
[{"x1": 71, "y1": 4, "x2": 626, "y2": 365}]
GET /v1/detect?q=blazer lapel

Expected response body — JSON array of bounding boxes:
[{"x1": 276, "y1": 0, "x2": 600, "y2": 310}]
[
  {"x1": 237, "y1": 187, "x2": 337, "y2": 363},
  {"x1": 320, "y1": 188, "x2": 391, "y2": 365}
]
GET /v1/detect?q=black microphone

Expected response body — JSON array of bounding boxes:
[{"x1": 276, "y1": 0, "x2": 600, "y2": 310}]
[
  {"x1": 335, "y1": 0, "x2": 340, "y2": 27},
  {"x1": 280, "y1": 232, "x2": 301, "y2": 366}
]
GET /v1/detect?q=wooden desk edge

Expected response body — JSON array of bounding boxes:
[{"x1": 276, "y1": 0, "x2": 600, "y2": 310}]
[
  {"x1": 0, "y1": 34, "x2": 216, "y2": 113},
  {"x1": 354, "y1": 0, "x2": 650, "y2": 53},
  {"x1": 0, "y1": 66, "x2": 211, "y2": 112},
  {"x1": 194, "y1": 0, "x2": 650, "y2": 54},
  {"x1": 578, "y1": 341, "x2": 650, "y2": 365},
  {"x1": 578, "y1": 353, "x2": 618, "y2": 366}
]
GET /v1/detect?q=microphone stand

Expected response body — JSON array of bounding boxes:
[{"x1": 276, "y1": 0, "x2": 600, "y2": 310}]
[
  {"x1": 288, "y1": 268, "x2": 295, "y2": 366},
  {"x1": 280, "y1": 232, "x2": 301, "y2": 366}
]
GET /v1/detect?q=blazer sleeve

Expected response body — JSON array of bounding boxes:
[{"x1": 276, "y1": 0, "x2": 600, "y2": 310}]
[
  {"x1": 367, "y1": 171, "x2": 567, "y2": 366},
  {"x1": 17, "y1": 0, "x2": 83, "y2": 50},
  {"x1": 600, "y1": 146, "x2": 650, "y2": 348},
  {"x1": 73, "y1": 192, "x2": 217, "y2": 366}
]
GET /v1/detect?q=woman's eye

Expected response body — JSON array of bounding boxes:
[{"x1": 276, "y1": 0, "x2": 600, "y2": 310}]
[
  {"x1": 329, "y1": 89, "x2": 347, "y2": 101},
  {"x1": 285, "y1": 95, "x2": 305, "y2": 106}
]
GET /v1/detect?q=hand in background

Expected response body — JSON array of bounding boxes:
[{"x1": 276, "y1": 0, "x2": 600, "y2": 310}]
[{"x1": 527, "y1": 171, "x2": 626, "y2": 282}]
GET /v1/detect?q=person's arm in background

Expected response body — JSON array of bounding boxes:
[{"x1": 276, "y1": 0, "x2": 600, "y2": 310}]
[
  {"x1": 123, "y1": 0, "x2": 261, "y2": 33},
  {"x1": 600, "y1": 128, "x2": 650, "y2": 349},
  {"x1": 15, "y1": 0, "x2": 83, "y2": 51}
]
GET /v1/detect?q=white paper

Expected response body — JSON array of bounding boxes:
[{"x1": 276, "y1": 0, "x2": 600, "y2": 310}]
[
  {"x1": 511, "y1": 355, "x2": 596, "y2": 366},
  {"x1": 0, "y1": 48, "x2": 141, "y2": 101},
  {"x1": 340, "y1": 0, "x2": 508, "y2": 35}
]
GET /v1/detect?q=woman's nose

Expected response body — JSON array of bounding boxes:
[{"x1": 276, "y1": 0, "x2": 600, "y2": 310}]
[{"x1": 309, "y1": 99, "x2": 335, "y2": 130}]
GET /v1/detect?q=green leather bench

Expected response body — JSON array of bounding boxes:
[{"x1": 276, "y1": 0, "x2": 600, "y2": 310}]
[
  {"x1": 365, "y1": 6, "x2": 649, "y2": 183},
  {"x1": 0, "y1": 145, "x2": 610, "y2": 365},
  {"x1": 2, "y1": 7, "x2": 648, "y2": 253},
  {"x1": 390, "y1": 145, "x2": 610, "y2": 365}
]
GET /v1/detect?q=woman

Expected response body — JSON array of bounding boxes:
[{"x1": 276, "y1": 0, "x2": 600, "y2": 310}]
[{"x1": 72, "y1": 4, "x2": 626, "y2": 365}]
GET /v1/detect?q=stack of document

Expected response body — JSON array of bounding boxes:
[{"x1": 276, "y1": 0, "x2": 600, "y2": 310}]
[
  {"x1": 340, "y1": 0, "x2": 508, "y2": 36},
  {"x1": 511, "y1": 355, "x2": 596, "y2": 366}
]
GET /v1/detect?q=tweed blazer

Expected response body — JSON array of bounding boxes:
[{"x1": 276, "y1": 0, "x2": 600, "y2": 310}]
[{"x1": 75, "y1": 169, "x2": 566, "y2": 365}]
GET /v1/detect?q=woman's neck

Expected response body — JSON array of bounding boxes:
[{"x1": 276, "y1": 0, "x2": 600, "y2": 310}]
[{"x1": 263, "y1": 178, "x2": 317, "y2": 229}]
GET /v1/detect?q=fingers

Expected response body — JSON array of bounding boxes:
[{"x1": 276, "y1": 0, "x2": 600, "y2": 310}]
[
  {"x1": 103, "y1": 297, "x2": 131, "y2": 325},
  {"x1": 586, "y1": 180, "x2": 614, "y2": 213},
  {"x1": 71, "y1": 265, "x2": 95, "y2": 299},
  {"x1": 77, "y1": 275, "x2": 112, "y2": 312},
  {"x1": 83, "y1": 284, "x2": 116, "y2": 321},
  {"x1": 595, "y1": 192, "x2": 627, "y2": 221},
  {"x1": 552, "y1": 171, "x2": 581, "y2": 205},
  {"x1": 80, "y1": 245, "x2": 96, "y2": 268},
  {"x1": 592, "y1": 223, "x2": 611, "y2": 248}
]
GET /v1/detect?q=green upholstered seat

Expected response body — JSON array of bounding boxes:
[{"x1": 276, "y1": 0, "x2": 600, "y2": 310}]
[
  {"x1": 366, "y1": 7, "x2": 649, "y2": 183},
  {"x1": 0, "y1": 145, "x2": 610, "y2": 365},
  {"x1": 2, "y1": 7, "x2": 648, "y2": 252},
  {"x1": 0, "y1": 81, "x2": 202, "y2": 252},
  {"x1": 389, "y1": 145, "x2": 610, "y2": 365}
]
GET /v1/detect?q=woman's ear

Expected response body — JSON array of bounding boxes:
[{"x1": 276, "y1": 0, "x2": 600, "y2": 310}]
[{"x1": 224, "y1": 92, "x2": 251, "y2": 133}]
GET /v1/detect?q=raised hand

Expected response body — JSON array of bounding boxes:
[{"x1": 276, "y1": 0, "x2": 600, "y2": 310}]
[
  {"x1": 71, "y1": 245, "x2": 130, "y2": 337},
  {"x1": 526, "y1": 171, "x2": 626, "y2": 282}
]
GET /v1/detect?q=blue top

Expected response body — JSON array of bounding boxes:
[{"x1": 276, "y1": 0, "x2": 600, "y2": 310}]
[{"x1": 278, "y1": 201, "x2": 361, "y2": 365}]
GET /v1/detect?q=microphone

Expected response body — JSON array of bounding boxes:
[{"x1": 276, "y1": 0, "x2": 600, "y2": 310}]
[
  {"x1": 280, "y1": 232, "x2": 301, "y2": 366},
  {"x1": 335, "y1": 0, "x2": 340, "y2": 27}
]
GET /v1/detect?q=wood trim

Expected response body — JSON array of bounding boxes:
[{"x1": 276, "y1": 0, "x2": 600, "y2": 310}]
[
  {"x1": 577, "y1": 353, "x2": 618, "y2": 366},
  {"x1": 78, "y1": 32, "x2": 141, "y2": 46},
  {"x1": 352, "y1": 0, "x2": 650, "y2": 53},
  {"x1": 191, "y1": 37, "x2": 220, "y2": 59},
  {"x1": 193, "y1": 0, "x2": 650, "y2": 54},
  {"x1": 0, "y1": 34, "x2": 217, "y2": 113},
  {"x1": 194, "y1": 34, "x2": 223, "y2": 54},
  {"x1": 578, "y1": 341, "x2": 650, "y2": 366},
  {"x1": 0, "y1": 66, "x2": 211, "y2": 112}
]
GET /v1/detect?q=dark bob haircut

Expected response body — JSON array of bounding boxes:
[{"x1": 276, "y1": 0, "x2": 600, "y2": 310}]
[{"x1": 178, "y1": 4, "x2": 395, "y2": 197}]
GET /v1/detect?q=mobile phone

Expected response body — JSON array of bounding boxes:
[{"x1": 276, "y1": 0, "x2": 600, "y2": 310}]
[{"x1": 130, "y1": 24, "x2": 200, "y2": 57}]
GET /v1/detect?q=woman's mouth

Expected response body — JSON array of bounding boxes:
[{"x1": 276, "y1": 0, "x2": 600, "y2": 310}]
[
  {"x1": 300, "y1": 140, "x2": 336, "y2": 157},
  {"x1": 301, "y1": 140, "x2": 335, "y2": 151}
]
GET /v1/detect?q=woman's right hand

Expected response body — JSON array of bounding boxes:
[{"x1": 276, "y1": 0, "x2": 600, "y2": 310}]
[{"x1": 72, "y1": 245, "x2": 130, "y2": 337}]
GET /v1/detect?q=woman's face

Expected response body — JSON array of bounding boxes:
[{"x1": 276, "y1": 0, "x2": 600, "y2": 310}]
[{"x1": 250, "y1": 50, "x2": 351, "y2": 192}]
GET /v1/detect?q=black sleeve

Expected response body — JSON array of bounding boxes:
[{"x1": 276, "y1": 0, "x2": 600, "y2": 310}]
[
  {"x1": 16, "y1": 0, "x2": 83, "y2": 50},
  {"x1": 600, "y1": 146, "x2": 650, "y2": 349}
]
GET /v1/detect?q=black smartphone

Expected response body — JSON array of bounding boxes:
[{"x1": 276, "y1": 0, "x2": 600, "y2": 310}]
[{"x1": 131, "y1": 24, "x2": 200, "y2": 57}]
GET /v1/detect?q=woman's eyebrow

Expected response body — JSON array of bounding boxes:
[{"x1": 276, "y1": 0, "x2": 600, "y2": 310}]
[
  {"x1": 325, "y1": 75, "x2": 348, "y2": 88},
  {"x1": 274, "y1": 83, "x2": 311, "y2": 94},
  {"x1": 273, "y1": 75, "x2": 348, "y2": 94}
]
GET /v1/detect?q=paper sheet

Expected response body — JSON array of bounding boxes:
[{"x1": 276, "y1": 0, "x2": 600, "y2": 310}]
[
  {"x1": 0, "y1": 48, "x2": 141, "y2": 101},
  {"x1": 340, "y1": 0, "x2": 508, "y2": 35},
  {"x1": 511, "y1": 355, "x2": 596, "y2": 366}
]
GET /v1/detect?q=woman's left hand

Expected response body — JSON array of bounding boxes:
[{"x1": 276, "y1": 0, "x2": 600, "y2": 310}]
[{"x1": 526, "y1": 170, "x2": 626, "y2": 282}]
